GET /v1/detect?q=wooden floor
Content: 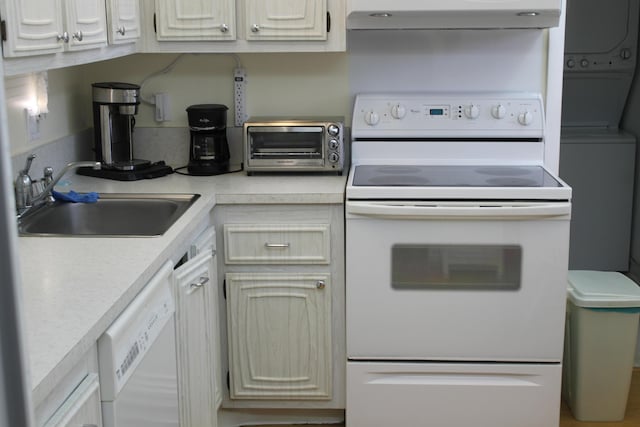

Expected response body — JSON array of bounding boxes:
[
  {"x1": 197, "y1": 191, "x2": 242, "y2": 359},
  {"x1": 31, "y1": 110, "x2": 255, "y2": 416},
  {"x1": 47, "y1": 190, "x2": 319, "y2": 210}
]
[{"x1": 560, "y1": 369, "x2": 640, "y2": 427}]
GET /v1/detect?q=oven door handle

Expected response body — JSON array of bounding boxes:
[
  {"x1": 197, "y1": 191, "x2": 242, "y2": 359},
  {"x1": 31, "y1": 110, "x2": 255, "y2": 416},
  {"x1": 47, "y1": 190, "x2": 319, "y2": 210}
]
[{"x1": 346, "y1": 201, "x2": 571, "y2": 220}]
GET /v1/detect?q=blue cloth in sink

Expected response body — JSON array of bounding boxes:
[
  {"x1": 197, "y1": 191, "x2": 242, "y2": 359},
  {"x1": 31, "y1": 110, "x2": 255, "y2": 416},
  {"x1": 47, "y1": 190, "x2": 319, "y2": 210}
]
[{"x1": 52, "y1": 190, "x2": 99, "y2": 203}]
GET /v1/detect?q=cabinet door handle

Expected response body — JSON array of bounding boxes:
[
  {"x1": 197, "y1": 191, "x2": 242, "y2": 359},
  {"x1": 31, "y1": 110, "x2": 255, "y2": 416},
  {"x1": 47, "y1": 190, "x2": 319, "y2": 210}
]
[
  {"x1": 72, "y1": 31, "x2": 83, "y2": 41},
  {"x1": 117, "y1": 26, "x2": 126, "y2": 35},
  {"x1": 316, "y1": 280, "x2": 326, "y2": 289},
  {"x1": 264, "y1": 242, "x2": 290, "y2": 249},
  {"x1": 220, "y1": 23, "x2": 229, "y2": 33},
  {"x1": 190, "y1": 276, "x2": 209, "y2": 289},
  {"x1": 251, "y1": 24, "x2": 260, "y2": 32},
  {"x1": 57, "y1": 32, "x2": 69, "y2": 43}
]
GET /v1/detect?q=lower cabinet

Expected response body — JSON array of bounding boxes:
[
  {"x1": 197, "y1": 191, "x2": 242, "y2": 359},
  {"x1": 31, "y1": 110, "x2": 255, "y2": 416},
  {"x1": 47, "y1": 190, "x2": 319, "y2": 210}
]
[
  {"x1": 226, "y1": 273, "x2": 332, "y2": 400},
  {"x1": 174, "y1": 225, "x2": 222, "y2": 426},
  {"x1": 42, "y1": 373, "x2": 102, "y2": 427},
  {"x1": 215, "y1": 203, "x2": 345, "y2": 409},
  {"x1": 36, "y1": 346, "x2": 102, "y2": 427}
]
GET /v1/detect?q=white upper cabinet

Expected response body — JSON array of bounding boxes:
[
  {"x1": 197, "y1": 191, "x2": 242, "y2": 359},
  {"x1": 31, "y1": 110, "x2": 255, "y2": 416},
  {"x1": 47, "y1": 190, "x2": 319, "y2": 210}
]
[
  {"x1": 1, "y1": 0, "x2": 107, "y2": 57},
  {"x1": 1, "y1": 0, "x2": 65, "y2": 56},
  {"x1": 155, "y1": 0, "x2": 236, "y2": 41},
  {"x1": 64, "y1": 0, "x2": 109, "y2": 50},
  {"x1": 143, "y1": 0, "x2": 345, "y2": 52},
  {"x1": 106, "y1": 0, "x2": 141, "y2": 44},
  {"x1": 245, "y1": 0, "x2": 327, "y2": 41}
]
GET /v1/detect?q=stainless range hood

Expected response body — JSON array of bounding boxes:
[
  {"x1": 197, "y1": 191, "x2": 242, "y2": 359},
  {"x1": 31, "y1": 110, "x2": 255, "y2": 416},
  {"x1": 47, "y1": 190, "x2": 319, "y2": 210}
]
[{"x1": 347, "y1": 0, "x2": 561, "y2": 30}]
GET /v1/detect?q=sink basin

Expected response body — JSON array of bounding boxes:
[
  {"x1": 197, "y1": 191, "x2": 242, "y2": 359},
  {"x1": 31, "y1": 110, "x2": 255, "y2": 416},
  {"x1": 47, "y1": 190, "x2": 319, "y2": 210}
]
[{"x1": 18, "y1": 193, "x2": 200, "y2": 237}]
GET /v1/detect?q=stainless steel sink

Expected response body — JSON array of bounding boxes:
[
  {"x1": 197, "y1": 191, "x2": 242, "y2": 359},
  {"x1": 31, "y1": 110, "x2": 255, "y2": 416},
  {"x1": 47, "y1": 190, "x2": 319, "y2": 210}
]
[{"x1": 18, "y1": 193, "x2": 200, "y2": 237}]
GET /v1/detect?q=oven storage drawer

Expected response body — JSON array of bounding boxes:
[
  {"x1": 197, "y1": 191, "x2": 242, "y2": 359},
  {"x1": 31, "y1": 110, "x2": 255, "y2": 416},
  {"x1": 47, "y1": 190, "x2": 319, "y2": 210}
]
[
  {"x1": 224, "y1": 224, "x2": 330, "y2": 264},
  {"x1": 347, "y1": 362, "x2": 562, "y2": 427}
]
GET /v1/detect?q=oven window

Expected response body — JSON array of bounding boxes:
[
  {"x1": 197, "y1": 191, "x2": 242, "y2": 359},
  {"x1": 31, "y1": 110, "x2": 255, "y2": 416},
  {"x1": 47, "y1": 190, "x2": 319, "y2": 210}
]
[
  {"x1": 391, "y1": 244, "x2": 521, "y2": 290},
  {"x1": 249, "y1": 127, "x2": 324, "y2": 159}
]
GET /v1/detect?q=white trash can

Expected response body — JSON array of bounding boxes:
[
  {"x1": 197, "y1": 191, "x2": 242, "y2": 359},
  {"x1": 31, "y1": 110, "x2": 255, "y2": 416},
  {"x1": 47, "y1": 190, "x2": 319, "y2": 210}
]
[{"x1": 562, "y1": 270, "x2": 640, "y2": 422}]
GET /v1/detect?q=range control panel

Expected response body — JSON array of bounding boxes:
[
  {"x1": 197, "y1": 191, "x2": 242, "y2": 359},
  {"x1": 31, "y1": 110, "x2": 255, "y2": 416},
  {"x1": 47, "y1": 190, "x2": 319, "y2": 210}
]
[{"x1": 352, "y1": 93, "x2": 545, "y2": 139}]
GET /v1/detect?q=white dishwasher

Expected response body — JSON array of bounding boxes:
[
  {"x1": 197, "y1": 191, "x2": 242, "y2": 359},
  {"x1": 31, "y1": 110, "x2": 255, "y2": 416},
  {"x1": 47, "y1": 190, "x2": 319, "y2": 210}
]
[{"x1": 98, "y1": 260, "x2": 180, "y2": 427}]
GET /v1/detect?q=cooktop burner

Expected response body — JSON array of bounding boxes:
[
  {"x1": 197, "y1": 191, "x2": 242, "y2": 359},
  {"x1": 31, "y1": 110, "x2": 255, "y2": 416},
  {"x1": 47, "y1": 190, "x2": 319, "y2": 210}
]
[{"x1": 352, "y1": 165, "x2": 563, "y2": 188}]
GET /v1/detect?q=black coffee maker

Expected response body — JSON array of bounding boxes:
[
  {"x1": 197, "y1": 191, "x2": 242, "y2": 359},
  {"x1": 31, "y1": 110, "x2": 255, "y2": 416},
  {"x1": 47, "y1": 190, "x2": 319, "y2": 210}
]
[
  {"x1": 79, "y1": 82, "x2": 172, "y2": 181},
  {"x1": 187, "y1": 104, "x2": 230, "y2": 175}
]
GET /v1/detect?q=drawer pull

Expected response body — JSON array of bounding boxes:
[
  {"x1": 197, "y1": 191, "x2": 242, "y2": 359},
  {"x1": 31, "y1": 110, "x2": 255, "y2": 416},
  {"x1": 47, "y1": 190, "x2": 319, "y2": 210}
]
[
  {"x1": 190, "y1": 277, "x2": 209, "y2": 289},
  {"x1": 264, "y1": 242, "x2": 290, "y2": 249},
  {"x1": 316, "y1": 280, "x2": 326, "y2": 289}
]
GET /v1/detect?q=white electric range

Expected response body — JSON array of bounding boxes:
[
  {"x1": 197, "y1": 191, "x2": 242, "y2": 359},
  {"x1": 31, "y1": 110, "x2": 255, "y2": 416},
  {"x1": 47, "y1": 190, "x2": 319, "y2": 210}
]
[{"x1": 345, "y1": 92, "x2": 571, "y2": 427}]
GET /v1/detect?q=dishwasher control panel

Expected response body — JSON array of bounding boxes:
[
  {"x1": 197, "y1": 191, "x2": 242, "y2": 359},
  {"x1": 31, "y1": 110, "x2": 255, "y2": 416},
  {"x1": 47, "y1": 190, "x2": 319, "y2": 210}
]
[{"x1": 97, "y1": 261, "x2": 175, "y2": 401}]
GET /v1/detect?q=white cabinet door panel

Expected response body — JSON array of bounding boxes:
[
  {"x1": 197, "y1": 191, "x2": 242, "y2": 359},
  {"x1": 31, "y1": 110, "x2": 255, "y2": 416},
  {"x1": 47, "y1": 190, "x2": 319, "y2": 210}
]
[
  {"x1": 174, "y1": 250, "x2": 219, "y2": 426},
  {"x1": 2, "y1": 0, "x2": 65, "y2": 56},
  {"x1": 155, "y1": 0, "x2": 236, "y2": 40},
  {"x1": 245, "y1": 0, "x2": 327, "y2": 40},
  {"x1": 65, "y1": 0, "x2": 108, "y2": 50},
  {"x1": 106, "y1": 0, "x2": 141, "y2": 44},
  {"x1": 226, "y1": 273, "x2": 332, "y2": 400}
]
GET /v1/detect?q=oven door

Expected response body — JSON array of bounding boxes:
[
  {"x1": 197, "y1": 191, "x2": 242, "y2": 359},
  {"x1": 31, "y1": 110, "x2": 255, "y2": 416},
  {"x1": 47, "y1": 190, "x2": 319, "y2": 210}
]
[
  {"x1": 346, "y1": 200, "x2": 571, "y2": 362},
  {"x1": 246, "y1": 126, "x2": 326, "y2": 168}
]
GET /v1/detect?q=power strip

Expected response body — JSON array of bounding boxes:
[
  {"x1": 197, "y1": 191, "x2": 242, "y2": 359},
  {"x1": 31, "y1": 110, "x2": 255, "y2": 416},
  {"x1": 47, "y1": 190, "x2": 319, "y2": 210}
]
[{"x1": 234, "y1": 68, "x2": 247, "y2": 127}]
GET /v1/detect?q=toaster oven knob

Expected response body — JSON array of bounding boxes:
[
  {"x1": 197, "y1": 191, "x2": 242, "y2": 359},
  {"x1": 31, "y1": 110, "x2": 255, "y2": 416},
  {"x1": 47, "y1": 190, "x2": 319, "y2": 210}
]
[
  {"x1": 328, "y1": 124, "x2": 340, "y2": 136},
  {"x1": 329, "y1": 139, "x2": 340, "y2": 150},
  {"x1": 329, "y1": 152, "x2": 340, "y2": 163}
]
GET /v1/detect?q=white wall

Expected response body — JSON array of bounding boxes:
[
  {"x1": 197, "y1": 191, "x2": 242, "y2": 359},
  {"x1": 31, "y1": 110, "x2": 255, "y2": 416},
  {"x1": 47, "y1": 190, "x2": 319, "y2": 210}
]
[
  {"x1": 4, "y1": 67, "x2": 90, "y2": 157},
  {"x1": 80, "y1": 53, "x2": 350, "y2": 128}
]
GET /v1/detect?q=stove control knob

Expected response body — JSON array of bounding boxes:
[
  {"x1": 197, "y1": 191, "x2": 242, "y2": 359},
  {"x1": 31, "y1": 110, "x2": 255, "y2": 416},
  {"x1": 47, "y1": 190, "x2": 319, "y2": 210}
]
[
  {"x1": 464, "y1": 104, "x2": 480, "y2": 119},
  {"x1": 518, "y1": 111, "x2": 534, "y2": 126},
  {"x1": 364, "y1": 110, "x2": 380, "y2": 126},
  {"x1": 491, "y1": 104, "x2": 507, "y2": 119},
  {"x1": 391, "y1": 104, "x2": 406, "y2": 119}
]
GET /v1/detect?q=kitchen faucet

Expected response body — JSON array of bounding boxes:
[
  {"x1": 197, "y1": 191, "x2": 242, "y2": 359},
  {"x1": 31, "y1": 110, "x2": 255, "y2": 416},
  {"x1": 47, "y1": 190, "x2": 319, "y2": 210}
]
[{"x1": 15, "y1": 156, "x2": 101, "y2": 216}]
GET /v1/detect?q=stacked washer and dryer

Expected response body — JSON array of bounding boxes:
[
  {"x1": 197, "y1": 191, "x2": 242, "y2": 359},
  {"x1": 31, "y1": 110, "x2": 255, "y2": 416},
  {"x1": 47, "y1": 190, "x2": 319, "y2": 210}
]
[{"x1": 560, "y1": 0, "x2": 639, "y2": 271}]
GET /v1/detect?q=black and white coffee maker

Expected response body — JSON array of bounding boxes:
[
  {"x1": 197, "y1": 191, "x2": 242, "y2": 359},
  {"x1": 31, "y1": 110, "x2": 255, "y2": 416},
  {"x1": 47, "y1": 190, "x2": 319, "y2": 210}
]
[{"x1": 186, "y1": 104, "x2": 230, "y2": 175}]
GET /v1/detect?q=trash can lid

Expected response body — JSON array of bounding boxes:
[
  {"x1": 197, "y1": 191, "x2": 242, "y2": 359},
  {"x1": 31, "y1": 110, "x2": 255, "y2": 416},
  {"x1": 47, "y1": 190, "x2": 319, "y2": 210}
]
[{"x1": 568, "y1": 270, "x2": 640, "y2": 308}]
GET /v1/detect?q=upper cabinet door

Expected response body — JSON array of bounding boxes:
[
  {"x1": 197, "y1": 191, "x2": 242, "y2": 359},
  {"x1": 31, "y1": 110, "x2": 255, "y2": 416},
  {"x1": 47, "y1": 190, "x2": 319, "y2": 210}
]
[
  {"x1": 155, "y1": 0, "x2": 236, "y2": 41},
  {"x1": 1, "y1": 0, "x2": 65, "y2": 57},
  {"x1": 245, "y1": 0, "x2": 327, "y2": 40},
  {"x1": 106, "y1": 0, "x2": 141, "y2": 44},
  {"x1": 64, "y1": 0, "x2": 108, "y2": 51}
]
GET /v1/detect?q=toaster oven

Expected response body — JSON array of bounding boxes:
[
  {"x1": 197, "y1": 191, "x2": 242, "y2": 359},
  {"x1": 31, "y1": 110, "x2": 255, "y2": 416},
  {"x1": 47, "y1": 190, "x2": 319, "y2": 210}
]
[{"x1": 244, "y1": 117, "x2": 345, "y2": 174}]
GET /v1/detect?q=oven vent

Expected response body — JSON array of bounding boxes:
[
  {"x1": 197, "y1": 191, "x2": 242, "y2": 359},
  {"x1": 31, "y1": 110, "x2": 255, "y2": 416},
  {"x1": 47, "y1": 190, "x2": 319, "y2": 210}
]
[{"x1": 347, "y1": 0, "x2": 562, "y2": 30}]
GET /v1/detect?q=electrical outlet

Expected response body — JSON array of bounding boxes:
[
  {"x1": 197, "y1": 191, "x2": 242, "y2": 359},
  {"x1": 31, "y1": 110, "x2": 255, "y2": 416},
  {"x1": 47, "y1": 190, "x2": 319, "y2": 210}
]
[
  {"x1": 154, "y1": 93, "x2": 172, "y2": 122},
  {"x1": 234, "y1": 68, "x2": 247, "y2": 127},
  {"x1": 25, "y1": 109, "x2": 40, "y2": 141}
]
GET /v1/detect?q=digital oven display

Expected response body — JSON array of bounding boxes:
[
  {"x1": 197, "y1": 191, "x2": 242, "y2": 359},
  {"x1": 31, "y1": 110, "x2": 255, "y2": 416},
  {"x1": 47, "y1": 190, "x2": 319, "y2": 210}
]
[{"x1": 424, "y1": 105, "x2": 449, "y2": 118}]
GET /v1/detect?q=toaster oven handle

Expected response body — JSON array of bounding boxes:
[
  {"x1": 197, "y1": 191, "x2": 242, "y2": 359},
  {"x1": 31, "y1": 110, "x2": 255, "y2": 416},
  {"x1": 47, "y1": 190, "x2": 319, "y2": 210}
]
[{"x1": 346, "y1": 201, "x2": 571, "y2": 220}]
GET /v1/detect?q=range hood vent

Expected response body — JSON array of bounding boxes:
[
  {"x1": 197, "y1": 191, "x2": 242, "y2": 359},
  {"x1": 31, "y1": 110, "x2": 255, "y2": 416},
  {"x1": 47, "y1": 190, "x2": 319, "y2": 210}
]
[{"x1": 347, "y1": 0, "x2": 561, "y2": 30}]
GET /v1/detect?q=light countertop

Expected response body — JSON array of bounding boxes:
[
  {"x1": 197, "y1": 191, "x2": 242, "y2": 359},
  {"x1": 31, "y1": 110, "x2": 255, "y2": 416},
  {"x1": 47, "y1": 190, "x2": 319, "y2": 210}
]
[{"x1": 19, "y1": 170, "x2": 346, "y2": 406}]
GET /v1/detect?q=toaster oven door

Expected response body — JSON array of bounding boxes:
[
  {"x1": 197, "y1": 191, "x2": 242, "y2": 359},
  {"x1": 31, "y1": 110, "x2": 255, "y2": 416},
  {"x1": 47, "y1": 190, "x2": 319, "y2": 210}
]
[{"x1": 246, "y1": 126, "x2": 326, "y2": 169}]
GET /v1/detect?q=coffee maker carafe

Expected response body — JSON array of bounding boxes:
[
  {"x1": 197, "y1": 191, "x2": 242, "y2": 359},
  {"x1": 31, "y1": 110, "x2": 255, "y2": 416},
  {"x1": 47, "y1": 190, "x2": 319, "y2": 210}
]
[
  {"x1": 187, "y1": 104, "x2": 230, "y2": 175},
  {"x1": 91, "y1": 82, "x2": 149, "y2": 171}
]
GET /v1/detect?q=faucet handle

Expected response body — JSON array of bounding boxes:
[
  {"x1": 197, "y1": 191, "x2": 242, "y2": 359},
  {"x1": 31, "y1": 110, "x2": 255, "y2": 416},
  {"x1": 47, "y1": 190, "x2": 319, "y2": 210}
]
[{"x1": 43, "y1": 166, "x2": 54, "y2": 185}]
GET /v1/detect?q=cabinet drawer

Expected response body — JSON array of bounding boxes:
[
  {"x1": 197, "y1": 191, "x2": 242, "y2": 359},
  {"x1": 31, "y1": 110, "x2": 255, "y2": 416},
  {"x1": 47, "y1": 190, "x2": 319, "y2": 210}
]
[{"x1": 224, "y1": 224, "x2": 330, "y2": 264}]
